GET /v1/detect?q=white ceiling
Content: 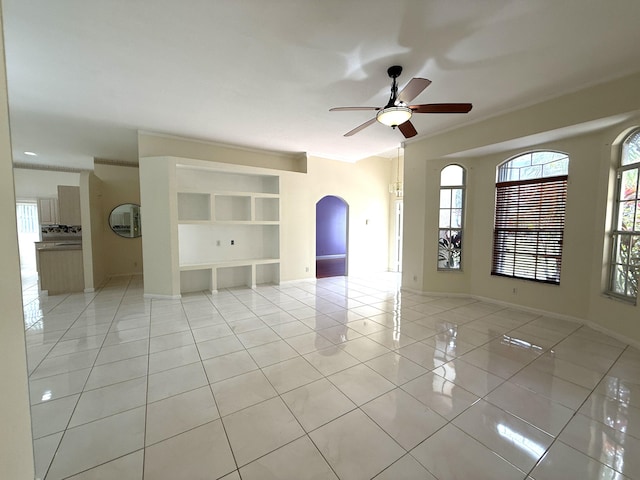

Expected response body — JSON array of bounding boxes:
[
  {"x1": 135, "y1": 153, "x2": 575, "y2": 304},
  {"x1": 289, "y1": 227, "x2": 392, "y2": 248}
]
[{"x1": 4, "y1": 1, "x2": 640, "y2": 169}]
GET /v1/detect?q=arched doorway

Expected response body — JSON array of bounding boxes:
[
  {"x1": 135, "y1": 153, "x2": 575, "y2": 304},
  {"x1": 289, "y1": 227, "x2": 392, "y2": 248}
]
[{"x1": 316, "y1": 195, "x2": 348, "y2": 278}]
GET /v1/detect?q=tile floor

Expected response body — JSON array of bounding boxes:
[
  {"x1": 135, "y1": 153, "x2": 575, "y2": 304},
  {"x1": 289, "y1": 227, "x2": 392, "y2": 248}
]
[{"x1": 22, "y1": 274, "x2": 640, "y2": 479}]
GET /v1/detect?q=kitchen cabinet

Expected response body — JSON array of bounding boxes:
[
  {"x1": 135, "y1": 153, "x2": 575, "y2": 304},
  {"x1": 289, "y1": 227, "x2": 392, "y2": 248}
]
[
  {"x1": 57, "y1": 185, "x2": 81, "y2": 225},
  {"x1": 37, "y1": 198, "x2": 59, "y2": 225},
  {"x1": 35, "y1": 242, "x2": 84, "y2": 294}
]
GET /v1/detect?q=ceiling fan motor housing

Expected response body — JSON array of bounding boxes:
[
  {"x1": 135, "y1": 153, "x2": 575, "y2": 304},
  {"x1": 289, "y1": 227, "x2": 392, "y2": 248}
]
[{"x1": 387, "y1": 65, "x2": 403, "y2": 79}]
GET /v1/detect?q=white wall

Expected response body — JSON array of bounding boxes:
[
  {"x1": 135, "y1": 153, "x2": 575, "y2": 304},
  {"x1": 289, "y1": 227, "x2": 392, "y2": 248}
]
[
  {"x1": 138, "y1": 132, "x2": 307, "y2": 173},
  {"x1": 138, "y1": 132, "x2": 394, "y2": 296},
  {"x1": 0, "y1": 6, "x2": 35, "y2": 478},
  {"x1": 402, "y1": 150, "x2": 427, "y2": 291},
  {"x1": 94, "y1": 163, "x2": 143, "y2": 276},
  {"x1": 80, "y1": 171, "x2": 107, "y2": 290},
  {"x1": 280, "y1": 155, "x2": 391, "y2": 281},
  {"x1": 387, "y1": 153, "x2": 403, "y2": 272},
  {"x1": 139, "y1": 156, "x2": 179, "y2": 297},
  {"x1": 404, "y1": 70, "x2": 640, "y2": 344},
  {"x1": 13, "y1": 168, "x2": 80, "y2": 200}
]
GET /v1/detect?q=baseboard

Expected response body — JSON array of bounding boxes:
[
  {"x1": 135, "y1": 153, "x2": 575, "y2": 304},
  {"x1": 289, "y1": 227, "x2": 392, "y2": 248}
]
[
  {"x1": 471, "y1": 294, "x2": 585, "y2": 325},
  {"x1": 581, "y1": 318, "x2": 640, "y2": 351},
  {"x1": 83, "y1": 288, "x2": 95, "y2": 293},
  {"x1": 472, "y1": 294, "x2": 640, "y2": 351},
  {"x1": 400, "y1": 287, "x2": 423, "y2": 295},
  {"x1": 278, "y1": 278, "x2": 317, "y2": 286},
  {"x1": 399, "y1": 288, "x2": 640, "y2": 351},
  {"x1": 401, "y1": 287, "x2": 471, "y2": 298},
  {"x1": 143, "y1": 293, "x2": 182, "y2": 300}
]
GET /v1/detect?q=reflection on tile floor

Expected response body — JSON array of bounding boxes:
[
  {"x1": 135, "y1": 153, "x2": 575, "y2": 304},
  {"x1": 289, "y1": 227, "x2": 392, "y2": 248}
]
[{"x1": 23, "y1": 274, "x2": 640, "y2": 479}]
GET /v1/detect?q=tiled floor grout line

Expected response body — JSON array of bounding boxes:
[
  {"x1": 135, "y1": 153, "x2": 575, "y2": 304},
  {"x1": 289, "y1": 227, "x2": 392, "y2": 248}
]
[
  {"x1": 223, "y1": 285, "x2": 394, "y2": 478},
  {"x1": 382, "y1": 320, "x2": 546, "y2": 478},
  {"x1": 41, "y1": 277, "x2": 133, "y2": 480},
  {"x1": 181, "y1": 296, "x2": 534, "y2": 479},
  {"x1": 140, "y1": 289, "x2": 157, "y2": 480},
  {"x1": 450, "y1": 317, "x2": 576, "y2": 478},
  {"x1": 26, "y1": 275, "x2": 638, "y2": 479},
  {"x1": 208, "y1": 285, "x2": 343, "y2": 478},
  {"x1": 25, "y1": 294, "x2": 89, "y2": 378},
  {"x1": 30, "y1": 295, "x2": 570, "y2": 436},
  {"x1": 182, "y1": 294, "x2": 243, "y2": 478},
  {"x1": 242, "y1": 286, "x2": 627, "y2": 478},
  {"x1": 523, "y1": 341, "x2": 630, "y2": 479},
  {"x1": 196, "y1": 290, "x2": 506, "y2": 479},
  {"x1": 33, "y1": 293, "x2": 399, "y2": 435},
  {"x1": 298, "y1": 289, "x2": 513, "y2": 478},
  {"x1": 454, "y1": 319, "x2": 626, "y2": 479},
  {"x1": 198, "y1": 283, "x2": 406, "y2": 478},
  {"x1": 387, "y1": 311, "x2": 581, "y2": 479}
]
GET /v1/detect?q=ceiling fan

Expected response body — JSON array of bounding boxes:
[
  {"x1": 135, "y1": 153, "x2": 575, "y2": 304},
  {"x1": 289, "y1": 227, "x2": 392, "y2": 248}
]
[{"x1": 330, "y1": 65, "x2": 472, "y2": 138}]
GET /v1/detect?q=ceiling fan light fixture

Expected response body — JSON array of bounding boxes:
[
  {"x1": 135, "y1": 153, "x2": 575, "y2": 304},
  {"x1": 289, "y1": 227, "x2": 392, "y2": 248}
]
[{"x1": 376, "y1": 105, "x2": 412, "y2": 128}]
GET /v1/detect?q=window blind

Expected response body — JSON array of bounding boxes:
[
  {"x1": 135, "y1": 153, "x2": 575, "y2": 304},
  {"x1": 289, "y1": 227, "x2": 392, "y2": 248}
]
[{"x1": 491, "y1": 175, "x2": 567, "y2": 284}]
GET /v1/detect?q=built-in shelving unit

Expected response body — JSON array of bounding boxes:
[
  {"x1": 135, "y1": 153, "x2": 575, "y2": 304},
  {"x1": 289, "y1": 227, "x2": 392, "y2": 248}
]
[{"x1": 176, "y1": 165, "x2": 280, "y2": 293}]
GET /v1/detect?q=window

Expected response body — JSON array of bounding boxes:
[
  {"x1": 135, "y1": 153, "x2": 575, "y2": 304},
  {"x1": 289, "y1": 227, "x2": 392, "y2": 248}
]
[
  {"x1": 492, "y1": 151, "x2": 569, "y2": 284},
  {"x1": 438, "y1": 165, "x2": 465, "y2": 270},
  {"x1": 609, "y1": 129, "x2": 640, "y2": 300},
  {"x1": 16, "y1": 202, "x2": 39, "y2": 234}
]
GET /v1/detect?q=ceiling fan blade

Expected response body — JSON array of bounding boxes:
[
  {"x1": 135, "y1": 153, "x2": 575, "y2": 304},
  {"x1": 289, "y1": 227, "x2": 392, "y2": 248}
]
[
  {"x1": 330, "y1": 106, "x2": 380, "y2": 112},
  {"x1": 411, "y1": 103, "x2": 473, "y2": 114},
  {"x1": 398, "y1": 120, "x2": 418, "y2": 138},
  {"x1": 344, "y1": 118, "x2": 377, "y2": 136},
  {"x1": 397, "y1": 78, "x2": 431, "y2": 104}
]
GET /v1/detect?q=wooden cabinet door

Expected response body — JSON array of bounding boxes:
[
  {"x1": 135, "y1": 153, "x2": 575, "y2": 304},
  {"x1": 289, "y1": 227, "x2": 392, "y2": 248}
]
[
  {"x1": 37, "y1": 198, "x2": 59, "y2": 224},
  {"x1": 57, "y1": 185, "x2": 81, "y2": 225}
]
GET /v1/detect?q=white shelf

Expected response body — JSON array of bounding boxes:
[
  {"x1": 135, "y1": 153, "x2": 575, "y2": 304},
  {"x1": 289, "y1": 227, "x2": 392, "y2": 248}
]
[
  {"x1": 179, "y1": 258, "x2": 280, "y2": 271},
  {"x1": 179, "y1": 259, "x2": 280, "y2": 292},
  {"x1": 176, "y1": 219, "x2": 212, "y2": 225},
  {"x1": 212, "y1": 190, "x2": 279, "y2": 198},
  {"x1": 176, "y1": 167, "x2": 280, "y2": 293},
  {"x1": 255, "y1": 197, "x2": 279, "y2": 222},
  {"x1": 214, "y1": 195, "x2": 251, "y2": 221},
  {"x1": 178, "y1": 220, "x2": 279, "y2": 226},
  {"x1": 177, "y1": 192, "x2": 211, "y2": 221}
]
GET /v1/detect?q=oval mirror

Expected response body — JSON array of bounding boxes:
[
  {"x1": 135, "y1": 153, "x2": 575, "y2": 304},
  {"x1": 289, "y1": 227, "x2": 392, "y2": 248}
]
[{"x1": 109, "y1": 203, "x2": 141, "y2": 238}]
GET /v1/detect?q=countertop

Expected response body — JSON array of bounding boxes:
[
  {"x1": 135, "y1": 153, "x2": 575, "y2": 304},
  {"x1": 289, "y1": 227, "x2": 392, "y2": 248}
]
[{"x1": 36, "y1": 241, "x2": 82, "y2": 251}]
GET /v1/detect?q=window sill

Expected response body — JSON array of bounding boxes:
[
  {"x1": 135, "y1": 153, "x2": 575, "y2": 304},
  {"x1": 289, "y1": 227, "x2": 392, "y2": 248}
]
[{"x1": 602, "y1": 292, "x2": 637, "y2": 306}]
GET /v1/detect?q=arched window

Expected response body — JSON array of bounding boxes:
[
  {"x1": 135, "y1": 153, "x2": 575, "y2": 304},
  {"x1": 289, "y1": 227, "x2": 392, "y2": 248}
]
[
  {"x1": 492, "y1": 151, "x2": 569, "y2": 284},
  {"x1": 438, "y1": 165, "x2": 465, "y2": 270},
  {"x1": 609, "y1": 129, "x2": 640, "y2": 300}
]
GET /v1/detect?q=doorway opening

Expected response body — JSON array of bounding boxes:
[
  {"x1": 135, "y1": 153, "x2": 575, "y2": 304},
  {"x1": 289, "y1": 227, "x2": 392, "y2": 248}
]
[
  {"x1": 16, "y1": 202, "x2": 40, "y2": 290},
  {"x1": 394, "y1": 199, "x2": 403, "y2": 272},
  {"x1": 316, "y1": 195, "x2": 348, "y2": 278}
]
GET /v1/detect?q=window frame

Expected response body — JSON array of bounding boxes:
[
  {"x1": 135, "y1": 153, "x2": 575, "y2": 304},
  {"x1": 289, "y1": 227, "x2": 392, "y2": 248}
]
[
  {"x1": 607, "y1": 129, "x2": 640, "y2": 302},
  {"x1": 491, "y1": 151, "x2": 569, "y2": 285},
  {"x1": 438, "y1": 164, "x2": 465, "y2": 271}
]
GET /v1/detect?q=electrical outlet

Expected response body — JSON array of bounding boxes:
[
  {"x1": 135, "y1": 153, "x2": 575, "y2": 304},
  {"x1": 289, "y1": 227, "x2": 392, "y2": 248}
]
[
  {"x1": 512, "y1": 287, "x2": 518, "y2": 295},
  {"x1": 305, "y1": 267, "x2": 309, "y2": 272},
  {"x1": 216, "y1": 240, "x2": 220, "y2": 246},
  {"x1": 231, "y1": 240, "x2": 235, "y2": 245}
]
